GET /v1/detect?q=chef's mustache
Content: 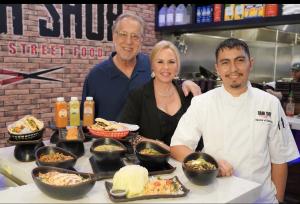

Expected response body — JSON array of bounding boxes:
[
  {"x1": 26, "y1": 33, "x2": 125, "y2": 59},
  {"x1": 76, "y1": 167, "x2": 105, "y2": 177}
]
[{"x1": 225, "y1": 72, "x2": 243, "y2": 77}]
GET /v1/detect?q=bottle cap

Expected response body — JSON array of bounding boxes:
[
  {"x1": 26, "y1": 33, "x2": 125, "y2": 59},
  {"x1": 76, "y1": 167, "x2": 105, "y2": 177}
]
[
  {"x1": 86, "y1": 96, "x2": 93, "y2": 101},
  {"x1": 71, "y1": 97, "x2": 78, "y2": 101},
  {"x1": 57, "y1": 97, "x2": 64, "y2": 102}
]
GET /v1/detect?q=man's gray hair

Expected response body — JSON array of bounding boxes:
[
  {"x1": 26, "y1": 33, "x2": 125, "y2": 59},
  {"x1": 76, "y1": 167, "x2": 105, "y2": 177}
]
[{"x1": 112, "y1": 13, "x2": 145, "y2": 36}]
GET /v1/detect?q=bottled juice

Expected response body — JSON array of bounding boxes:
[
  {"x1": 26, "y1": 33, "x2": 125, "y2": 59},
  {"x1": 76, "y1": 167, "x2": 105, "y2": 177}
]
[
  {"x1": 175, "y1": 4, "x2": 186, "y2": 25},
  {"x1": 213, "y1": 4, "x2": 222, "y2": 22},
  {"x1": 257, "y1": 4, "x2": 265, "y2": 17},
  {"x1": 234, "y1": 4, "x2": 245, "y2": 20},
  {"x1": 185, "y1": 4, "x2": 192, "y2": 24},
  {"x1": 158, "y1": 4, "x2": 167, "y2": 27},
  {"x1": 265, "y1": 4, "x2": 278, "y2": 17},
  {"x1": 69, "y1": 97, "x2": 80, "y2": 126},
  {"x1": 55, "y1": 97, "x2": 68, "y2": 128},
  {"x1": 224, "y1": 4, "x2": 235, "y2": 21},
  {"x1": 83, "y1": 96, "x2": 95, "y2": 127},
  {"x1": 166, "y1": 4, "x2": 176, "y2": 26}
]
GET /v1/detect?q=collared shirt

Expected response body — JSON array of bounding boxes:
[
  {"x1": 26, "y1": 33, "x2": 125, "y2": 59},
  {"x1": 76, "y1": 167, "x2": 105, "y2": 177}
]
[
  {"x1": 171, "y1": 82, "x2": 300, "y2": 203},
  {"x1": 81, "y1": 52, "x2": 151, "y2": 120}
]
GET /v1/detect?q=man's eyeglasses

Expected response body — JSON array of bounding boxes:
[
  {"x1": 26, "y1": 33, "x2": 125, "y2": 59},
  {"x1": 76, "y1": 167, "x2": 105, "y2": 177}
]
[{"x1": 115, "y1": 31, "x2": 142, "y2": 42}]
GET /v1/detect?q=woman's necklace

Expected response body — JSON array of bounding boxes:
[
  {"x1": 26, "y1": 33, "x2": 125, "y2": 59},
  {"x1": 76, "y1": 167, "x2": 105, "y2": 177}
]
[{"x1": 156, "y1": 87, "x2": 175, "y2": 97}]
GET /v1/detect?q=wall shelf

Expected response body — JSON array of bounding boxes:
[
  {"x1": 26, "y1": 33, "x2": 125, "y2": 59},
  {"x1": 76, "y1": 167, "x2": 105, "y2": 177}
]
[{"x1": 155, "y1": 4, "x2": 300, "y2": 34}]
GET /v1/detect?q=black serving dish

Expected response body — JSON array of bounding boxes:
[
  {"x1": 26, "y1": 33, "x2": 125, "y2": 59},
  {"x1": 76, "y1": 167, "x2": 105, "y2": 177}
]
[
  {"x1": 35, "y1": 146, "x2": 77, "y2": 169},
  {"x1": 135, "y1": 141, "x2": 170, "y2": 168},
  {"x1": 8, "y1": 128, "x2": 45, "y2": 141},
  {"x1": 32, "y1": 166, "x2": 95, "y2": 200},
  {"x1": 58, "y1": 127, "x2": 85, "y2": 142},
  {"x1": 90, "y1": 138, "x2": 127, "y2": 163},
  {"x1": 56, "y1": 140, "x2": 85, "y2": 158},
  {"x1": 89, "y1": 156, "x2": 125, "y2": 179},
  {"x1": 182, "y1": 152, "x2": 219, "y2": 186},
  {"x1": 7, "y1": 137, "x2": 45, "y2": 162},
  {"x1": 50, "y1": 126, "x2": 91, "y2": 144},
  {"x1": 105, "y1": 176, "x2": 189, "y2": 202}
]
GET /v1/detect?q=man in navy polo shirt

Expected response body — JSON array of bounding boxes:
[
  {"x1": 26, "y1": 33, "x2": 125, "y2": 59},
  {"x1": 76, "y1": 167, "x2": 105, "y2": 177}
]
[{"x1": 81, "y1": 13, "x2": 201, "y2": 120}]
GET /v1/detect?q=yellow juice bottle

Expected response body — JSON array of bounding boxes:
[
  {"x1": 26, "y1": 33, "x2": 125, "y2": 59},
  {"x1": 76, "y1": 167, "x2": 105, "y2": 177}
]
[{"x1": 69, "y1": 97, "x2": 80, "y2": 126}]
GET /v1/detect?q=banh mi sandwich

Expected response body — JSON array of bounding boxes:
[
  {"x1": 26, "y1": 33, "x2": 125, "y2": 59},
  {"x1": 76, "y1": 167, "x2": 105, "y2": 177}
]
[
  {"x1": 91, "y1": 118, "x2": 127, "y2": 131},
  {"x1": 23, "y1": 115, "x2": 43, "y2": 132},
  {"x1": 104, "y1": 123, "x2": 125, "y2": 131},
  {"x1": 95, "y1": 118, "x2": 112, "y2": 127},
  {"x1": 7, "y1": 115, "x2": 44, "y2": 134}
]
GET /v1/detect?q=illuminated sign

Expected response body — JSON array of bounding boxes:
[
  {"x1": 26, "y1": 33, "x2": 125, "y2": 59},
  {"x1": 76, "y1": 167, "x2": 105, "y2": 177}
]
[{"x1": 0, "y1": 4, "x2": 123, "y2": 41}]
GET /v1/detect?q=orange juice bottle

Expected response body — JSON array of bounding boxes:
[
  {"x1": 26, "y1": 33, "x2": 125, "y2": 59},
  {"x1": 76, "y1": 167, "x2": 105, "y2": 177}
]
[
  {"x1": 83, "y1": 96, "x2": 95, "y2": 127},
  {"x1": 55, "y1": 97, "x2": 68, "y2": 128}
]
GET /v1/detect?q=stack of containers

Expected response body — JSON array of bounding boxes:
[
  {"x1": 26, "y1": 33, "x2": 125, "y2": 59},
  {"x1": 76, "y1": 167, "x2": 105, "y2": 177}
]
[{"x1": 159, "y1": 4, "x2": 194, "y2": 26}]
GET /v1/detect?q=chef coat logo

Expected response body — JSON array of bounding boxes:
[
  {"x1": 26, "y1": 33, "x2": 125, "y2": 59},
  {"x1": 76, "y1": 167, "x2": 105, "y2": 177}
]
[{"x1": 256, "y1": 110, "x2": 272, "y2": 123}]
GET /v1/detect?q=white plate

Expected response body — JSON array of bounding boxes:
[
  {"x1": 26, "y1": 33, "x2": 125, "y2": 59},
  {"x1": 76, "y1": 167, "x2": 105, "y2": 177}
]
[{"x1": 118, "y1": 123, "x2": 140, "y2": 131}]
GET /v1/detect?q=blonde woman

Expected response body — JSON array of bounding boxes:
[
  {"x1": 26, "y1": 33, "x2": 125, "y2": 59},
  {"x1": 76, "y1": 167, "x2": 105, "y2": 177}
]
[{"x1": 119, "y1": 40, "x2": 202, "y2": 151}]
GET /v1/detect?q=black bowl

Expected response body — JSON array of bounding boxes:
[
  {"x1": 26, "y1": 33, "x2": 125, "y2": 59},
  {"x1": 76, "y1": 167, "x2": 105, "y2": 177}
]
[
  {"x1": 14, "y1": 141, "x2": 45, "y2": 162},
  {"x1": 90, "y1": 138, "x2": 127, "y2": 163},
  {"x1": 56, "y1": 140, "x2": 85, "y2": 157},
  {"x1": 32, "y1": 166, "x2": 95, "y2": 200},
  {"x1": 135, "y1": 141, "x2": 170, "y2": 167},
  {"x1": 35, "y1": 146, "x2": 77, "y2": 169},
  {"x1": 182, "y1": 152, "x2": 219, "y2": 186}
]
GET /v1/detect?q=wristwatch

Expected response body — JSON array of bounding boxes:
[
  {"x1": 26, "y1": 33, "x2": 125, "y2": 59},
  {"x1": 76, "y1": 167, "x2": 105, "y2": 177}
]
[{"x1": 132, "y1": 135, "x2": 143, "y2": 146}]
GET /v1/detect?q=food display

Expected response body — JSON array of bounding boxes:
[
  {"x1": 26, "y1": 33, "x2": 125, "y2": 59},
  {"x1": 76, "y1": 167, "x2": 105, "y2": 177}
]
[
  {"x1": 7, "y1": 115, "x2": 44, "y2": 135},
  {"x1": 143, "y1": 177, "x2": 184, "y2": 195},
  {"x1": 111, "y1": 165, "x2": 188, "y2": 200},
  {"x1": 88, "y1": 118, "x2": 129, "y2": 139},
  {"x1": 32, "y1": 166, "x2": 96, "y2": 200},
  {"x1": 90, "y1": 118, "x2": 127, "y2": 131},
  {"x1": 57, "y1": 126, "x2": 85, "y2": 142},
  {"x1": 66, "y1": 126, "x2": 78, "y2": 140},
  {"x1": 185, "y1": 158, "x2": 217, "y2": 171},
  {"x1": 38, "y1": 171, "x2": 88, "y2": 186},
  {"x1": 139, "y1": 148, "x2": 163, "y2": 156},
  {"x1": 39, "y1": 152, "x2": 74, "y2": 163},
  {"x1": 94, "y1": 144, "x2": 124, "y2": 152},
  {"x1": 112, "y1": 165, "x2": 149, "y2": 198}
]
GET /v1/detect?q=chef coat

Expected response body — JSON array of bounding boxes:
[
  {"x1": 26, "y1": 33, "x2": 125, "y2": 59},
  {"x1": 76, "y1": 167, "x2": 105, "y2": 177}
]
[{"x1": 171, "y1": 82, "x2": 300, "y2": 203}]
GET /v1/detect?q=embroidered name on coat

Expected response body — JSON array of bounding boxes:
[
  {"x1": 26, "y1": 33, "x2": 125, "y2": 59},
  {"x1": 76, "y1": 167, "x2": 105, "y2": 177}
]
[{"x1": 256, "y1": 111, "x2": 272, "y2": 123}]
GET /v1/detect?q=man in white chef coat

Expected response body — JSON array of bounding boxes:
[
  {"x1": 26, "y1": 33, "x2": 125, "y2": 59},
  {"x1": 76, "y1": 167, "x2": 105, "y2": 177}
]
[{"x1": 170, "y1": 38, "x2": 300, "y2": 203}]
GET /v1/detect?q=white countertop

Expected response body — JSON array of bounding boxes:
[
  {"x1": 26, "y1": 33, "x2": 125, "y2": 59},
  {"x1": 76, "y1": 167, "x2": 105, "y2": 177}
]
[{"x1": 0, "y1": 141, "x2": 261, "y2": 203}]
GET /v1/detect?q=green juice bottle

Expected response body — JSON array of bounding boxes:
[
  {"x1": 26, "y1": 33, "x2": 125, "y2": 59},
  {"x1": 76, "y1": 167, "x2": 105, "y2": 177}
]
[{"x1": 69, "y1": 97, "x2": 80, "y2": 126}]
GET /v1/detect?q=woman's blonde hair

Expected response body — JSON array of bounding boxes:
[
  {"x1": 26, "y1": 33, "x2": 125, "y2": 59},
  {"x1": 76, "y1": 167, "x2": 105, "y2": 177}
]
[{"x1": 150, "y1": 40, "x2": 181, "y2": 74}]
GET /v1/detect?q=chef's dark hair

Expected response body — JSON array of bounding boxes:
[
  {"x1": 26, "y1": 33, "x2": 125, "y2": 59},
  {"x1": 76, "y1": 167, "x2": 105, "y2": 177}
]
[{"x1": 215, "y1": 38, "x2": 250, "y2": 61}]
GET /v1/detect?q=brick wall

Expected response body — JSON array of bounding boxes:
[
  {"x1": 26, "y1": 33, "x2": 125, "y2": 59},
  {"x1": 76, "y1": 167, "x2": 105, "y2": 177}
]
[{"x1": 0, "y1": 4, "x2": 159, "y2": 147}]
